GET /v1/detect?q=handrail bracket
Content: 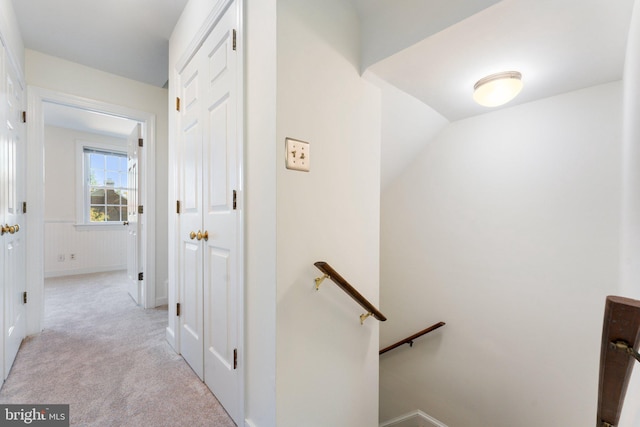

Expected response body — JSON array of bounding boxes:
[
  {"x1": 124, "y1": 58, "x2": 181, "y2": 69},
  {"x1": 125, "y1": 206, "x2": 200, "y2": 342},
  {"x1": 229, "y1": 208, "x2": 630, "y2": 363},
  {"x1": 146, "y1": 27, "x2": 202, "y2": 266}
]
[
  {"x1": 609, "y1": 340, "x2": 640, "y2": 364},
  {"x1": 360, "y1": 312, "x2": 372, "y2": 325},
  {"x1": 315, "y1": 274, "x2": 329, "y2": 291}
]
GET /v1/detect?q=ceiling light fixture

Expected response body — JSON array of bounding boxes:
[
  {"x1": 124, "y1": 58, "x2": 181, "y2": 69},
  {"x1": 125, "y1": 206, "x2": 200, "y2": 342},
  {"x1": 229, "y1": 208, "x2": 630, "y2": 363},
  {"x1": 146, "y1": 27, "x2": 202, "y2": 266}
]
[{"x1": 473, "y1": 71, "x2": 523, "y2": 107}]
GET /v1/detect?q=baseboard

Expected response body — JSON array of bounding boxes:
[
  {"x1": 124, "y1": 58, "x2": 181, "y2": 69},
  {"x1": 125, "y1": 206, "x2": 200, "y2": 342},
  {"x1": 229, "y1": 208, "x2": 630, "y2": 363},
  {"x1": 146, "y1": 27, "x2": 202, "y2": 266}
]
[
  {"x1": 380, "y1": 410, "x2": 447, "y2": 427},
  {"x1": 155, "y1": 296, "x2": 168, "y2": 307},
  {"x1": 44, "y1": 265, "x2": 126, "y2": 278},
  {"x1": 165, "y1": 327, "x2": 176, "y2": 351},
  {"x1": 244, "y1": 419, "x2": 257, "y2": 427}
]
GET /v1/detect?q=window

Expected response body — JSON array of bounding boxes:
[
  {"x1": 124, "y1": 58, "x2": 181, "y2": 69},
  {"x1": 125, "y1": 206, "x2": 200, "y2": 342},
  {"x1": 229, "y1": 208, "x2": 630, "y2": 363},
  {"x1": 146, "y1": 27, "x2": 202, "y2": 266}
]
[{"x1": 78, "y1": 145, "x2": 128, "y2": 224}]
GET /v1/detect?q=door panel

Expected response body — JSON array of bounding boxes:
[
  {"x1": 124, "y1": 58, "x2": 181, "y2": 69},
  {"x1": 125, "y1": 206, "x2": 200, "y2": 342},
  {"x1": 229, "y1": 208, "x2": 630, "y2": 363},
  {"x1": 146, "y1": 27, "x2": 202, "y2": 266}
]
[
  {"x1": 3, "y1": 52, "x2": 26, "y2": 380},
  {"x1": 0, "y1": 41, "x2": 5, "y2": 382},
  {"x1": 178, "y1": 54, "x2": 205, "y2": 380},
  {"x1": 205, "y1": 247, "x2": 231, "y2": 367},
  {"x1": 126, "y1": 124, "x2": 141, "y2": 304},
  {"x1": 181, "y1": 239, "x2": 203, "y2": 379},
  {"x1": 201, "y1": 3, "x2": 240, "y2": 422}
]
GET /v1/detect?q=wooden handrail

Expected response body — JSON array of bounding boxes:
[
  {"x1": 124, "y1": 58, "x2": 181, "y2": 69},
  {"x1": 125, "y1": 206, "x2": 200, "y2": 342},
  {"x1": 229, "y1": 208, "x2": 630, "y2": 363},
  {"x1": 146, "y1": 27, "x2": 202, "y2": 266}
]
[
  {"x1": 379, "y1": 322, "x2": 446, "y2": 355},
  {"x1": 597, "y1": 295, "x2": 640, "y2": 427},
  {"x1": 313, "y1": 261, "x2": 386, "y2": 324}
]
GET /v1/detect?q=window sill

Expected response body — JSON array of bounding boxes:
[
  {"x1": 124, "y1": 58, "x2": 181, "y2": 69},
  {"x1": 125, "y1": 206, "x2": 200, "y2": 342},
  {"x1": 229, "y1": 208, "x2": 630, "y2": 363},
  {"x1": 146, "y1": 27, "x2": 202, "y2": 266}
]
[{"x1": 74, "y1": 223, "x2": 127, "y2": 232}]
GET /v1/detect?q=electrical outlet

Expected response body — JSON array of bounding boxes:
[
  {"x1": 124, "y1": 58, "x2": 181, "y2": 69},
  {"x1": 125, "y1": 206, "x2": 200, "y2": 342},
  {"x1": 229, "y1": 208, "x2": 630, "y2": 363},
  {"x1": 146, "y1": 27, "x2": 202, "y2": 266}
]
[
  {"x1": 57, "y1": 254, "x2": 65, "y2": 262},
  {"x1": 70, "y1": 254, "x2": 76, "y2": 260},
  {"x1": 285, "y1": 138, "x2": 310, "y2": 172}
]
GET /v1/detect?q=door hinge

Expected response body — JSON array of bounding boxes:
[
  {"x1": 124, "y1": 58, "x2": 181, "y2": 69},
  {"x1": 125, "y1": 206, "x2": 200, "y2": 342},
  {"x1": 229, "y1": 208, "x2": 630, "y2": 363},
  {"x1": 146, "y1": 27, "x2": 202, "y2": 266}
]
[
  {"x1": 22, "y1": 201, "x2": 27, "y2": 213},
  {"x1": 176, "y1": 97, "x2": 181, "y2": 112},
  {"x1": 232, "y1": 29, "x2": 237, "y2": 51},
  {"x1": 138, "y1": 138, "x2": 143, "y2": 147},
  {"x1": 23, "y1": 291, "x2": 27, "y2": 304},
  {"x1": 233, "y1": 190, "x2": 237, "y2": 210},
  {"x1": 176, "y1": 303, "x2": 181, "y2": 316},
  {"x1": 22, "y1": 111, "x2": 26, "y2": 123},
  {"x1": 176, "y1": 200, "x2": 181, "y2": 214},
  {"x1": 233, "y1": 348, "x2": 238, "y2": 369},
  {"x1": 138, "y1": 205, "x2": 144, "y2": 214},
  {"x1": 138, "y1": 272, "x2": 144, "y2": 281}
]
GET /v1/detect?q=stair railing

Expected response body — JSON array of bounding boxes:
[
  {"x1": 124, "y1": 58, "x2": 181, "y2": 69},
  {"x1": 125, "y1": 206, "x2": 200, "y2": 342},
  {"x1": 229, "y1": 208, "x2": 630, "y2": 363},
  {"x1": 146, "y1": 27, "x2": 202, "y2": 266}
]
[
  {"x1": 313, "y1": 261, "x2": 386, "y2": 324},
  {"x1": 379, "y1": 322, "x2": 446, "y2": 355}
]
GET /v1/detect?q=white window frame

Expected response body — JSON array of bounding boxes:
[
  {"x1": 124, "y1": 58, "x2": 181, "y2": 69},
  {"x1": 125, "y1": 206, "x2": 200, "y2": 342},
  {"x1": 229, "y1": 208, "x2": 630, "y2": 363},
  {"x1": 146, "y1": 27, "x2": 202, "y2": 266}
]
[{"x1": 75, "y1": 139, "x2": 128, "y2": 229}]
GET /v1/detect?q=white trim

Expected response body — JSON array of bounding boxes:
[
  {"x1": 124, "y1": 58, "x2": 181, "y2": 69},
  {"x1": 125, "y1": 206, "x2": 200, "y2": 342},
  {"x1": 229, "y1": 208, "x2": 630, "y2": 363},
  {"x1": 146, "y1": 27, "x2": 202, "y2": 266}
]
[
  {"x1": 44, "y1": 265, "x2": 126, "y2": 279},
  {"x1": 26, "y1": 87, "x2": 158, "y2": 335},
  {"x1": 380, "y1": 410, "x2": 448, "y2": 427}
]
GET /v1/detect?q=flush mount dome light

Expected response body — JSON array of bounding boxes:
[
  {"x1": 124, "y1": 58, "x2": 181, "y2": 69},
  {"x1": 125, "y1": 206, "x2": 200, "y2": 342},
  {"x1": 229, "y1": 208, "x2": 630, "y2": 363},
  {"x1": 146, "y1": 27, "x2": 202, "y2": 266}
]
[{"x1": 473, "y1": 71, "x2": 523, "y2": 107}]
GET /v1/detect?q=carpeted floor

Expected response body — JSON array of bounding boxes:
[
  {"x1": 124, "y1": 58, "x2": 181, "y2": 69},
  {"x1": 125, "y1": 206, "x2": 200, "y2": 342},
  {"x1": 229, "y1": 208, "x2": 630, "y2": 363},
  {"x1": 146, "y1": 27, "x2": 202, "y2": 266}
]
[{"x1": 0, "y1": 271, "x2": 236, "y2": 427}]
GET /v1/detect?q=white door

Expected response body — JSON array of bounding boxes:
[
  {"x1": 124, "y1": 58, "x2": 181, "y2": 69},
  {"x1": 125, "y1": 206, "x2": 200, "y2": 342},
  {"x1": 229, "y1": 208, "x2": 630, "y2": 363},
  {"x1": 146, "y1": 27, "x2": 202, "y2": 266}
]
[
  {"x1": 179, "y1": 51, "x2": 205, "y2": 380},
  {"x1": 201, "y1": 5, "x2": 240, "y2": 422},
  {"x1": 0, "y1": 41, "x2": 5, "y2": 382},
  {"x1": 126, "y1": 123, "x2": 142, "y2": 304},
  {"x1": 2, "y1": 52, "x2": 26, "y2": 380},
  {"x1": 176, "y1": 1, "x2": 242, "y2": 422}
]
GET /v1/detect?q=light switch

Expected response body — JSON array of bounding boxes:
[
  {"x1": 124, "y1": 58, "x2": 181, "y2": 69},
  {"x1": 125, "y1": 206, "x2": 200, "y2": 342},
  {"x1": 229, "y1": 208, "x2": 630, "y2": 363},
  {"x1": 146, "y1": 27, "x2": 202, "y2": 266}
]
[{"x1": 285, "y1": 138, "x2": 310, "y2": 172}]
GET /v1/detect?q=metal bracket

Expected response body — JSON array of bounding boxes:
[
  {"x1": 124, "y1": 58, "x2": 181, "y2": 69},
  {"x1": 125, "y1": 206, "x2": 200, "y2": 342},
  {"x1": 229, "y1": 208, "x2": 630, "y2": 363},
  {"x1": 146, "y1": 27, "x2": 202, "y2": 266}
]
[
  {"x1": 610, "y1": 340, "x2": 640, "y2": 363},
  {"x1": 314, "y1": 274, "x2": 329, "y2": 291},
  {"x1": 360, "y1": 312, "x2": 372, "y2": 325}
]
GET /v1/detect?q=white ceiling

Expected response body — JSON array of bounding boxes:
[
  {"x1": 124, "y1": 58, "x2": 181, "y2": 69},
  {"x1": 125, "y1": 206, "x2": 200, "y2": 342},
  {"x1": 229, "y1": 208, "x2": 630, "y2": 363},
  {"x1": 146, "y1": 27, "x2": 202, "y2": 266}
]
[
  {"x1": 43, "y1": 102, "x2": 138, "y2": 139},
  {"x1": 361, "y1": 0, "x2": 636, "y2": 121},
  {"x1": 11, "y1": 0, "x2": 188, "y2": 88}
]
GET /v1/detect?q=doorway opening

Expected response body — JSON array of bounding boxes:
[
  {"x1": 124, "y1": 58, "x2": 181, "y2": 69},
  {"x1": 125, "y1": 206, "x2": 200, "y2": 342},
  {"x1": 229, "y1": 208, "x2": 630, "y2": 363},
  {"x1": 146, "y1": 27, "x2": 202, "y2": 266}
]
[{"x1": 26, "y1": 88, "x2": 157, "y2": 334}]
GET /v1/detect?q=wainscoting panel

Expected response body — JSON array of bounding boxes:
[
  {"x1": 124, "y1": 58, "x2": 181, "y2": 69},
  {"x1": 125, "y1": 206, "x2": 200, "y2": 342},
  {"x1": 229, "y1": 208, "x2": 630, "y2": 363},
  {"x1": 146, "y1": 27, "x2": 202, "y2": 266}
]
[{"x1": 44, "y1": 221, "x2": 127, "y2": 277}]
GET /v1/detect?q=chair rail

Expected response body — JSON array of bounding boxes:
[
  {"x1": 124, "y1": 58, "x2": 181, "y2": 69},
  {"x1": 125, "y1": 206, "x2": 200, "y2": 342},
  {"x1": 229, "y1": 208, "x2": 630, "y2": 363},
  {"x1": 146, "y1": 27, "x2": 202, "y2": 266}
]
[
  {"x1": 597, "y1": 295, "x2": 640, "y2": 427},
  {"x1": 379, "y1": 322, "x2": 446, "y2": 355},
  {"x1": 313, "y1": 261, "x2": 386, "y2": 324}
]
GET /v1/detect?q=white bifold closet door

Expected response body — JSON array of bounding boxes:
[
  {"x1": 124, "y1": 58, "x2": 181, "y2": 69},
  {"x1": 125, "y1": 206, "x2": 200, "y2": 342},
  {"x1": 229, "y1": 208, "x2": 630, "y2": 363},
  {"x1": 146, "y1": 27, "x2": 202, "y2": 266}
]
[{"x1": 176, "y1": 1, "x2": 241, "y2": 424}]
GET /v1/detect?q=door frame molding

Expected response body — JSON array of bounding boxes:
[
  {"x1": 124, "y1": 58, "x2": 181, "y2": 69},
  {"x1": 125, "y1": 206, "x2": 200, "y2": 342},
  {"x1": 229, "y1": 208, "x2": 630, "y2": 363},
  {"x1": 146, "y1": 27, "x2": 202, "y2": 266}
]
[{"x1": 25, "y1": 87, "x2": 157, "y2": 334}]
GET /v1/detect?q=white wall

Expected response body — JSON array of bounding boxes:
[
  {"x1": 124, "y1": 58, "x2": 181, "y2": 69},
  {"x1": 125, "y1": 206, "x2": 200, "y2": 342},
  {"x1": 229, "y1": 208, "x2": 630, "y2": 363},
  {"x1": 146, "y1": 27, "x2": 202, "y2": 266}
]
[
  {"x1": 276, "y1": 0, "x2": 381, "y2": 426},
  {"x1": 168, "y1": 1, "x2": 278, "y2": 426},
  {"x1": 618, "y1": 0, "x2": 640, "y2": 424},
  {"x1": 43, "y1": 126, "x2": 126, "y2": 277},
  {"x1": 365, "y1": 73, "x2": 448, "y2": 189},
  {"x1": 26, "y1": 50, "x2": 169, "y2": 305},
  {"x1": 379, "y1": 82, "x2": 622, "y2": 426}
]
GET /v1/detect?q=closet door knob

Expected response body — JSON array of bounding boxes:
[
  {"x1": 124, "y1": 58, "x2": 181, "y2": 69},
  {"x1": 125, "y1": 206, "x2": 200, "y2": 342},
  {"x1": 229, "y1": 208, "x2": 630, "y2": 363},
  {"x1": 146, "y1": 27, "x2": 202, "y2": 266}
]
[
  {"x1": 189, "y1": 231, "x2": 197, "y2": 240},
  {"x1": 202, "y1": 231, "x2": 208, "y2": 241},
  {"x1": 196, "y1": 231, "x2": 203, "y2": 241}
]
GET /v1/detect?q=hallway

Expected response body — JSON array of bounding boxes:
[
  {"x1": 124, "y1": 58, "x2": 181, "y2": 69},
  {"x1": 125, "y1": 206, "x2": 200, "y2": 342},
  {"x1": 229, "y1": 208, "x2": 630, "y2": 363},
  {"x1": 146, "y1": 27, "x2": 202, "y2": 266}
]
[{"x1": 0, "y1": 271, "x2": 235, "y2": 427}]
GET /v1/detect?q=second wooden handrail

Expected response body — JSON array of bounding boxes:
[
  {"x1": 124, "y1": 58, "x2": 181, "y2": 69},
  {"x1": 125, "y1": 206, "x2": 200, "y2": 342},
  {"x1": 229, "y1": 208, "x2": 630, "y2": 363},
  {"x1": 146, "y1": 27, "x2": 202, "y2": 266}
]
[
  {"x1": 597, "y1": 295, "x2": 640, "y2": 427},
  {"x1": 314, "y1": 261, "x2": 386, "y2": 324},
  {"x1": 379, "y1": 322, "x2": 446, "y2": 355}
]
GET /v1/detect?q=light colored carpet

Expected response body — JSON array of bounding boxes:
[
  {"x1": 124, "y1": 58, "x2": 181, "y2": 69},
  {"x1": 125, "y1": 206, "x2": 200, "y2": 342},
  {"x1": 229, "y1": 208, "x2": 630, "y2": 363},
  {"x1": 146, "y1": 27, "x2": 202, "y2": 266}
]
[{"x1": 0, "y1": 271, "x2": 236, "y2": 427}]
